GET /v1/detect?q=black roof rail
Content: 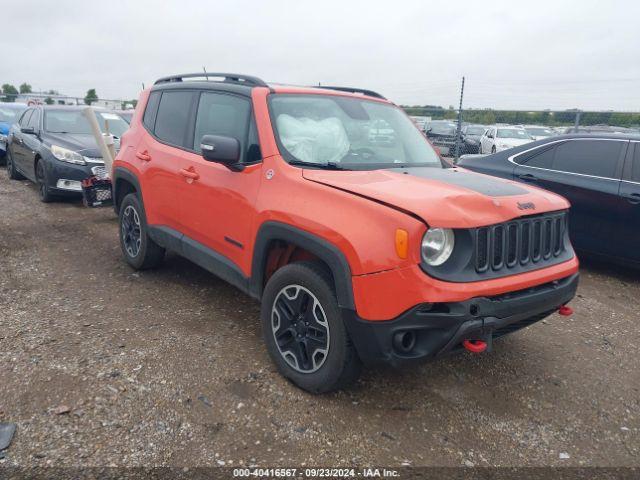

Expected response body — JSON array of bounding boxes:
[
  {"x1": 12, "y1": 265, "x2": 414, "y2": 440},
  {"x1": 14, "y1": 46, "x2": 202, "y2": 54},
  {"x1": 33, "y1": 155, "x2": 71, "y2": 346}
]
[
  {"x1": 313, "y1": 86, "x2": 386, "y2": 100},
  {"x1": 154, "y1": 73, "x2": 268, "y2": 87}
]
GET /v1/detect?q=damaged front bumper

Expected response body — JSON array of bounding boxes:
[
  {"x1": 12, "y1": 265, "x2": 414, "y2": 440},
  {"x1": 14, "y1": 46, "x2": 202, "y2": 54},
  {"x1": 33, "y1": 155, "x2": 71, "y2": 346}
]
[{"x1": 343, "y1": 273, "x2": 579, "y2": 366}]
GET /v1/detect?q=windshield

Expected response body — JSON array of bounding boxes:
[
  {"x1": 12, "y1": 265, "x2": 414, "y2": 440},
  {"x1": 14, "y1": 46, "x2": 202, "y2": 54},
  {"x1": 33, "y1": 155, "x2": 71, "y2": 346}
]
[
  {"x1": 44, "y1": 110, "x2": 129, "y2": 137},
  {"x1": 465, "y1": 126, "x2": 485, "y2": 135},
  {"x1": 0, "y1": 106, "x2": 27, "y2": 124},
  {"x1": 525, "y1": 127, "x2": 553, "y2": 136},
  {"x1": 270, "y1": 95, "x2": 442, "y2": 169},
  {"x1": 427, "y1": 123, "x2": 457, "y2": 135},
  {"x1": 497, "y1": 128, "x2": 532, "y2": 139}
]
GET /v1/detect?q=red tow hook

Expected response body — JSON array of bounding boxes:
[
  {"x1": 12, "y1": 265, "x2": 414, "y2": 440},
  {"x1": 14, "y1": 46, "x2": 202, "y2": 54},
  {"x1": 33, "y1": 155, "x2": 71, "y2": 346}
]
[
  {"x1": 558, "y1": 305, "x2": 574, "y2": 316},
  {"x1": 462, "y1": 339, "x2": 487, "y2": 354}
]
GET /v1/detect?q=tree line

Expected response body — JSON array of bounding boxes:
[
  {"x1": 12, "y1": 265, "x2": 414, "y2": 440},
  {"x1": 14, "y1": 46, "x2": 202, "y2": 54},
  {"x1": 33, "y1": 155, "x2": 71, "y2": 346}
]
[
  {"x1": 402, "y1": 105, "x2": 640, "y2": 128},
  {"x1": 1, "y1": 83, "x2": 137, "y2": 109}
]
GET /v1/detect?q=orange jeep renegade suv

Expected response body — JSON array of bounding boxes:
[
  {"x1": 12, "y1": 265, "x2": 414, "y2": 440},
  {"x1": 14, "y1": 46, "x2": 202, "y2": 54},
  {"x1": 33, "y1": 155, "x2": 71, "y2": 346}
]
[{"x1": 113, "y1": 73, "x2": 579, "y2": 393}]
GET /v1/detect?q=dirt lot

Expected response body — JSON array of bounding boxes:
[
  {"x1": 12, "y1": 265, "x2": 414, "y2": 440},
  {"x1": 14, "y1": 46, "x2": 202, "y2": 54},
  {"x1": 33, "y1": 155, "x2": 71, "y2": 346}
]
[{"x1": 0, "y1": 172, "x2": 638, "y2": 469}]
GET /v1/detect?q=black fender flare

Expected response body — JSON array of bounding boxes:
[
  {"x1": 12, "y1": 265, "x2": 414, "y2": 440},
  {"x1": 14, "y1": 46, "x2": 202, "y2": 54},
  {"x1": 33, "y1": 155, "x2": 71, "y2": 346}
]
[
  {"x1": 250, "y1": 221, "x2": 355, "y2": 310},
  {"x1": 112, "y1": 166, "x2": 142, "y2": 214}
]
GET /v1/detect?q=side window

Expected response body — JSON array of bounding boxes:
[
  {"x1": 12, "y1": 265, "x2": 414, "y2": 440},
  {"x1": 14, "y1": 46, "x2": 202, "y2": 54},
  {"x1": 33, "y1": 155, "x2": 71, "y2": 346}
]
[
  {"x1": 632, "y1": 143, "x2": 640, "y2": 182},
  {"x1": 143, "y1": 91, "x2": 161, "y2": 131},
  {"x1": 193, "y1": 92, "x2": 252, "y2": 157},
  {"x1": 520, "y1": 145, "x2": 556, "y2": 168},
  {"x1": 27, "y1": 109, "x2": 40, "y2": 130},
  {"x1": 19, "y1": 109, "x2": 33, "y2": 127},
  {"x1": 154, "y1": 91, "x2": 195, "y2": 147},
  {"x1": 553, "y1": 140, "x2": 623, "y2": 178}
]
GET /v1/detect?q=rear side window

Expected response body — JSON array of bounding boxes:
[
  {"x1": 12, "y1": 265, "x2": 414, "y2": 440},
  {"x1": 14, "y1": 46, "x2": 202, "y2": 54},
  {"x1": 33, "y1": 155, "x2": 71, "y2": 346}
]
[
  {"x1": 552, "y1": 140, "x2": 623, "y2": 178},
  {"x1": 520, "y1": 145, "x2": 556, "y2": 168},
  {"x1": 143, "y1": 91, "x2": 161, "y2": 131},
  {"x1": 154, "y1": 91, "x2": 194, "y2": 147},
  {"x1": 193, "y1": 92, "x2": 251, "y2": 155}
]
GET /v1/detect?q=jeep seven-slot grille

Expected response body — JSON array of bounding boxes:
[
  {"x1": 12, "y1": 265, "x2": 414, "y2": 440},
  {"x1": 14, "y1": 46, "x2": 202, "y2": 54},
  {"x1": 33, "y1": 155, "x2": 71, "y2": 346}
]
[{"x1": 475, "y1": 212, "x2": 567, "y2": 273}]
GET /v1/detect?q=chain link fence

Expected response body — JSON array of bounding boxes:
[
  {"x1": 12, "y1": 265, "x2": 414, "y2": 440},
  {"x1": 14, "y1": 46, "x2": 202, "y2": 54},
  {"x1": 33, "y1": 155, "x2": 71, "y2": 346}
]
[{"x1": 404, "y1": 105, "x2": 640, "y2": 162}]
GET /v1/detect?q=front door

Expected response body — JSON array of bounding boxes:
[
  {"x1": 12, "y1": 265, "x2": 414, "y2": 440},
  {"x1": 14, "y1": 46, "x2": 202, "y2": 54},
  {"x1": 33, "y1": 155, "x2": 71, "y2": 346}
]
[{"x1": 178, "y1": 91, "x2": 262, "y2": 275}]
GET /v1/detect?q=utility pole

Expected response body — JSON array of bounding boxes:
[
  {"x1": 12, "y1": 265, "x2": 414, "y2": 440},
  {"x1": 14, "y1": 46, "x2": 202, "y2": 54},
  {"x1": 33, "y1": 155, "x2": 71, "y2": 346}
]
[
  {"x1": 454, "y1": 76, "x2": 465, "y2": 161},
  {"x1": 573, "y1": 111, "x2": 581, "y2": 133}
]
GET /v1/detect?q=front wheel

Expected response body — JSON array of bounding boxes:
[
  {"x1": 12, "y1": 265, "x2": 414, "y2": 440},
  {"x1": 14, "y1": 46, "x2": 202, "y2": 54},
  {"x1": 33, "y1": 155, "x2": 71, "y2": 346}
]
[
  {"x1": 35, "y1": 160, "x2": 54, "y2": 202},
  {"x1": 261, "y1": 262, "x2": 362, "y2": 393},
  {"x1": 119, "y1": 193, "x2": 165, "y2": 270}
]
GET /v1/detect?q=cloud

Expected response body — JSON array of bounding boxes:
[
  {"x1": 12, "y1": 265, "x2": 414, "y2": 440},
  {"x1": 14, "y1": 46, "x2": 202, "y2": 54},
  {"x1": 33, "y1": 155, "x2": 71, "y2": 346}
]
[{"x1": 1, "y1": 0, "x2": 638, "y2": 110}]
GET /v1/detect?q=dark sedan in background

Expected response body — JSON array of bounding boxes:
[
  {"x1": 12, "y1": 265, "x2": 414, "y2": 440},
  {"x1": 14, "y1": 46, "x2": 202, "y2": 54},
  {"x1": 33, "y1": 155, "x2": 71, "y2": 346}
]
[
  {"x1": 6, "y1": 106, "x2": 128, "y2": 202},
  {"x1": 424, "y1": 120, "x2": 458, "y2": 156},
  {"x1": 460, "y1": 124, "x2": 487, "y2": 154},
  {"x1": 458, "y1": 134, "x2": 640, "y2": 265}
]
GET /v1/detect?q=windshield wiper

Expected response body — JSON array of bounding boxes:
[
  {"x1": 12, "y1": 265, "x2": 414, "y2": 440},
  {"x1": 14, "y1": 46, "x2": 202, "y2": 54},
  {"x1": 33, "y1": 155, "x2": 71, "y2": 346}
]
[{"x1": 288, "y1": 160, "x2": 350, "y2": 170}]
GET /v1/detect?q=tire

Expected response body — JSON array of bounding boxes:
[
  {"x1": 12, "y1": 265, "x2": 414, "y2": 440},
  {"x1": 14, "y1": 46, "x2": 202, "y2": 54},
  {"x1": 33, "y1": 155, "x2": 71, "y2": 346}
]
[
  {"x1": 119, "y1": 193, "x2": 165, "y2": 270},
  {"x1": 35, "y1": 159, "x2": 54, "y2": 202},
  {"x1": 6, "y1": 148, "x2": 24, "y2": 180},
  {"x1": 261, "y1": 261, "x2": 362, "y2": 393},
  {"x1": 491, "y1": 145, "x2": 496, "y2": 154}
]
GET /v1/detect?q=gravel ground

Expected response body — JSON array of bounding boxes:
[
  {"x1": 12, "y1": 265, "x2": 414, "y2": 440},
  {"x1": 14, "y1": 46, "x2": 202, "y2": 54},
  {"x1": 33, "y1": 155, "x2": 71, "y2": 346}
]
[{"x1": 0, "y1": 172, "x2": 638, "y2": 468}]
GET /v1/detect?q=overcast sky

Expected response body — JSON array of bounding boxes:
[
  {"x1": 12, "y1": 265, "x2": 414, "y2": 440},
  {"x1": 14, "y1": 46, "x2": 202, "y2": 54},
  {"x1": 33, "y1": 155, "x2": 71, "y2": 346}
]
[{"x1": 1, "y1": 0, "x2": 639, "y2": 110}]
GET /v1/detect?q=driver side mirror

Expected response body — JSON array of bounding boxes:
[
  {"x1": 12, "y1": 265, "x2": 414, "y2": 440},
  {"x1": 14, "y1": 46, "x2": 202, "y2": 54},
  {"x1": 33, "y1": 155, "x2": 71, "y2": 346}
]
[
  {"x1": 21, "y1": 126, "x2": 36, "y2": 135},
  {"x1": 200, "y1": 135, "x2": 244, "y2": 171}
]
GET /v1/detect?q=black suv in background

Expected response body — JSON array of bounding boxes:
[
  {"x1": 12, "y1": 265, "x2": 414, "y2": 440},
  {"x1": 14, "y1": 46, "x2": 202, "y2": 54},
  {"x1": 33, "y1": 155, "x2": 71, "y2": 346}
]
[{"x1": 6, "y1": 106, "x2": 129, "y2": 202}]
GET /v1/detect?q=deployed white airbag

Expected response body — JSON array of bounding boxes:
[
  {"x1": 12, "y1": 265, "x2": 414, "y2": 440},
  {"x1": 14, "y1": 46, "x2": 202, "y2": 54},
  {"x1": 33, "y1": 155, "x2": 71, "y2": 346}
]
[{"x1": 277, "y1": 114, "x2": 350, "y2": 164}]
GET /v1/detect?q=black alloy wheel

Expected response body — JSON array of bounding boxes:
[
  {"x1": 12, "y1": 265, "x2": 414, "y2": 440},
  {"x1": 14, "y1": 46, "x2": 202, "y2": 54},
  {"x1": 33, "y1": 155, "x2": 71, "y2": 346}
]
[{"x1": 271, "y1": 284, "x2": 330, "y2": 373}]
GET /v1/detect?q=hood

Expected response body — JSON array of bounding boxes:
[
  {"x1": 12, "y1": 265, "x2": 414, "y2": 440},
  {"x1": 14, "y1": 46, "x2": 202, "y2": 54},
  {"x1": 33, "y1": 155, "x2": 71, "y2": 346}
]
[
  {"x1": 302, "y1": 166, "x2": 569, "y2": 228},
  {"x1": 42, "y1": 132, "x2": 120, "y2": 159}
]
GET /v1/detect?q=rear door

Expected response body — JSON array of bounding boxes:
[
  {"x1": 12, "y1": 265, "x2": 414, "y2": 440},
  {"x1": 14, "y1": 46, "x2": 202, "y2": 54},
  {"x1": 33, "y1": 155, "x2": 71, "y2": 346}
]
[
  {"x1": 618, "y1": 141, "x2": 640, "y2": 262},
  {"x1": 21, "y1": 108, "x2": 42, "y2": 178},
  {"x1": 137, "y1": 89, "x2": 197, "y2": 231},
  {"x1": 513, "y1": 138, "x2": 626, "y2": 256},
  {"x1": 11, "y1": 108, "x2": 32, "y2": 171}
]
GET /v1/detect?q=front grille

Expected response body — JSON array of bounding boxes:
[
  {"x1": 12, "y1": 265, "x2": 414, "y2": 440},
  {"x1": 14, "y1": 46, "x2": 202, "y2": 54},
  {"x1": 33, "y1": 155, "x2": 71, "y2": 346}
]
[{"x1": 475, "y1": 212, "x2": 567, "y2": 274}]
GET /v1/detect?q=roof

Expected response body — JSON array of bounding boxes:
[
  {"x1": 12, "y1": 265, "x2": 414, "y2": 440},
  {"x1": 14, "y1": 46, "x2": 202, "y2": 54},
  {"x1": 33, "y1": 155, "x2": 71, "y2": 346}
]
[{"x1": 151, "y1": 72, "x2": 388, "y2": 102}]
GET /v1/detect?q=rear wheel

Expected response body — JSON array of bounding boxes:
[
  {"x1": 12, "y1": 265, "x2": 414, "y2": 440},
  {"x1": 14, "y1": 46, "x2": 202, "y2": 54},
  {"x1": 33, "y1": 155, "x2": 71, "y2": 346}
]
[
  {"x1": 119, "y1": 193, "x2": 165, "y2": 270},
  {"x1": 261, "y1": 261, "x2": 362, "y2": 393},
  {"x1": 6, "y1": 148, "x2": 24, "y2": 180},
  {"x1": 35, "y1": 160, "x2": 54, "y2": 202}
]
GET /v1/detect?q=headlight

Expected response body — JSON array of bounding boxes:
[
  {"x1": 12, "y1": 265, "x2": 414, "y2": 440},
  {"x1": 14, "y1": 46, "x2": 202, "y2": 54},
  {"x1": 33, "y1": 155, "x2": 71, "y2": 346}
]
[
  {"x1": 50, "y1": 145, "x2": 86, "y2": 165},
  {"x1": 421, "y1": 228, "x2": 455, "y2": 266}
]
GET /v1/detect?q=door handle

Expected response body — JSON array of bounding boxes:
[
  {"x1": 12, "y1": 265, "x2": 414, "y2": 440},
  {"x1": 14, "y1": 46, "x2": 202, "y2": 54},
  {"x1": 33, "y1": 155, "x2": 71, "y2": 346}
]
[
  {"x1": 135, "y1": 150, "x2": 152, "y2": 162},
  {"x1": 179, "y1": 168, "x2": 200, "y2": 181},
  {"x1": 623, "y1": 193, "x2": 640, "y2": 205},
  {"x1": 517, "y1": 173, "x2": 538, "y2": 181}
]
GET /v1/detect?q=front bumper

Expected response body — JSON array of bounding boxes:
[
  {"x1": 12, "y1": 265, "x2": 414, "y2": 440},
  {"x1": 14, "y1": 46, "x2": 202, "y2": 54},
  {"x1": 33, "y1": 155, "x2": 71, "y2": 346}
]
[
  {"x1": 45, "y1": 157, "x2": 106, "y2": 195},
  {"x1": 343, "y1": 273, "x2": 578, "y2": 366}
]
